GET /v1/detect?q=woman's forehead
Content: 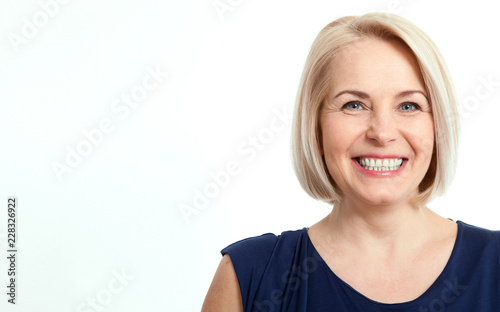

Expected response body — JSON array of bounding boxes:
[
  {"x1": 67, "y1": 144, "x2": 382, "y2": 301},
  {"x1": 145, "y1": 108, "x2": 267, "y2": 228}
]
[{"x1": 329, "y1": 38, "x2": 426, "y2": 97}]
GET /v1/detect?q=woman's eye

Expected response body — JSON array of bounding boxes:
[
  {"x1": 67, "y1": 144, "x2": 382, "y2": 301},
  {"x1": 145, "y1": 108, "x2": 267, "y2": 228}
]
[
  {"x1": 343, "y1": 101, "x2": 363, "y2": 110},
  {"x1": 400, "y1": 102, "x2": 421, "y2": 111}
]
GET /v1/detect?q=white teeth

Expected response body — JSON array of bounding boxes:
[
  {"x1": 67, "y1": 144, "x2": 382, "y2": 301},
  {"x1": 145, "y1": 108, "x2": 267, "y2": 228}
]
[{"x1": 357, "y1": 157, "x2": 405, "y2": 172}]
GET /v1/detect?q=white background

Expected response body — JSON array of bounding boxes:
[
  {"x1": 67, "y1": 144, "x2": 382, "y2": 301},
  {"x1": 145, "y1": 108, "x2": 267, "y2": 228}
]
[{"x1": 0, "y1": 0, "x2": 499, "y2": 311}]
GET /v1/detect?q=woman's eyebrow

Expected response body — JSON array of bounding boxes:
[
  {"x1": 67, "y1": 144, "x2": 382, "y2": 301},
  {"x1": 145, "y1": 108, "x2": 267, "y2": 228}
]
[
  {"x1": 396, "y1": 90, "x2": 429, "y2": 101},
  {"x1": 334, "y1": 89, "x2": 429, "y2": 101},
  {"x1": 334, "y1": 90, "x2": 369, "y2": 99}
]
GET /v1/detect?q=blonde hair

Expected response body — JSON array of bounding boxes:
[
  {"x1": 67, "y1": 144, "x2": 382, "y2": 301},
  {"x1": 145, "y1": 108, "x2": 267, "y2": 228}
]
[{"x1": 291, "y1": 12, "x2": 460, "y2": 206}]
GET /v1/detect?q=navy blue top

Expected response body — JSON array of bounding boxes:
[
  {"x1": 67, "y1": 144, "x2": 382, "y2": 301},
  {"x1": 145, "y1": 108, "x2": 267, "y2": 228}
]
[{"x1": 221, "y1": 221, "x2": 500, "y2": 311}]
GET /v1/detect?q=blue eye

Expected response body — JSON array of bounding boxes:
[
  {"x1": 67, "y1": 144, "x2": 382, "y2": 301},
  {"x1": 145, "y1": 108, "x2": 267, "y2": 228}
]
[
  {"x1": 343, "y1": 101, "x2": 363, "y2": 110},
  {"x1": 400, "y1": 102, "x2": 420, "y2": 111}
]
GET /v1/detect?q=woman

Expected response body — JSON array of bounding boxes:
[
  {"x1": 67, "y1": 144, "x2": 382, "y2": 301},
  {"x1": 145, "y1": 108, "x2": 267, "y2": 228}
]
[{"x1": 202, "y1": 13, "x2": 500, "y2": 311}]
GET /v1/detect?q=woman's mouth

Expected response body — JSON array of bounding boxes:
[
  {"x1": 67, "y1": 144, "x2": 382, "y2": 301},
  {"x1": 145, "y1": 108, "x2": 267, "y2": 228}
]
[{"x1": 355, "y1": 157, "x2": 407, "y2": 172}]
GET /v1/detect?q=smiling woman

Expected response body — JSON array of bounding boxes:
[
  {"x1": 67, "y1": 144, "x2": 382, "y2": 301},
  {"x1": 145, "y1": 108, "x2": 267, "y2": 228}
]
[
  {"x1": 201, "y1": 13, "x2": 500, "y2": 311},
  {"x1": 319, "y1": 38, "x2": 435, "y2": 208}
]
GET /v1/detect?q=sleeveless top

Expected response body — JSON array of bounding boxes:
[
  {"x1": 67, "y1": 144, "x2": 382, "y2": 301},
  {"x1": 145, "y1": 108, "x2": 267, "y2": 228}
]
[{"x1": 221, "y1": 221, "x2": 500, "y2": 311}]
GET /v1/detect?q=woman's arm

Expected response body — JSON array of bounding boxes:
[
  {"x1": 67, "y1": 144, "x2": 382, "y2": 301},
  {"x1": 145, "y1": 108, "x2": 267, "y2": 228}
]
[{"x1": 201, "y1": 254, "x2": 244, "y2": 312}]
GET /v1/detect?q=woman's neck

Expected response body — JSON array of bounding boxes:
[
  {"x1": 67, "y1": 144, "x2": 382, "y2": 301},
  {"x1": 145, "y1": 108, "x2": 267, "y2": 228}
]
[{"x1": 320, "y1": 198, "x2": 438, "y2": 257}]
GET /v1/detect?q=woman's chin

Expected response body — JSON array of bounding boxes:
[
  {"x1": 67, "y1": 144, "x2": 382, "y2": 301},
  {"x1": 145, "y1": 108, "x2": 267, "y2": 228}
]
[
  {"x1": 353, "y1": 191, "x2": 406, "y2": 208},
  {"x1": 342, "y1": 182, "x2": 420, "y2": 208}
]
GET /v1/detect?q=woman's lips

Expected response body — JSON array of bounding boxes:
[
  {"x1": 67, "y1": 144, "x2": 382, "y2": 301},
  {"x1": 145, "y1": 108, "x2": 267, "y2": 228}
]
[{"x1": 352, "y1": 157, "x2": 407, "y2": 177}]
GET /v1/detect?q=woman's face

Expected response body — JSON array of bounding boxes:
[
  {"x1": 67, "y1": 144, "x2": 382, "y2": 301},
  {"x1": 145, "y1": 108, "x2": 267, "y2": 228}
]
[{"x1": 320, "y1": 37, "x2": 434, "y2": 207}]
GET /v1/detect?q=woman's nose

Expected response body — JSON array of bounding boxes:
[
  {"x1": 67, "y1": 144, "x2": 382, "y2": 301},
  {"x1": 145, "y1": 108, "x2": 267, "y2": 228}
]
[{"x1": 365, "y1": 111, "x2": 398, "y2": 145}]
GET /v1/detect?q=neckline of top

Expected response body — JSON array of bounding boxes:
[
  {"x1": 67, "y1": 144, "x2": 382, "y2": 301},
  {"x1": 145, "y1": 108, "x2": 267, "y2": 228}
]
[{"x1": 303, "y1": 220, "x2": 463, "y2": 306}]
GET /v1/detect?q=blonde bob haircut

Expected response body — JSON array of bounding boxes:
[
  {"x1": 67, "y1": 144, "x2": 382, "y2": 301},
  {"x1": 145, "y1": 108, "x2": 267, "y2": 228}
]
[{"x1": 291, "y1": 12, "x2": 460, "y2": 206}]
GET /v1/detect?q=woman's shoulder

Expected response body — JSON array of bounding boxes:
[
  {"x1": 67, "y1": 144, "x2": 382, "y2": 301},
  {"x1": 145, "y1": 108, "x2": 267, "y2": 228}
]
[
  {"x1": 220, "y1": 228, "x2": 308, "y2": 310},
  {"x1": 221, "y1": 227, "x2": 307, "y2": 264},
  {"x1": 457, "y1": 220, "x2": 500, "y2": 241},
  {"x1": 221, "y1": 232, "x2": 278, "y2": 258},
  {"x1": 456, "y1": 220, "x2": 500, "y2": 257}
]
